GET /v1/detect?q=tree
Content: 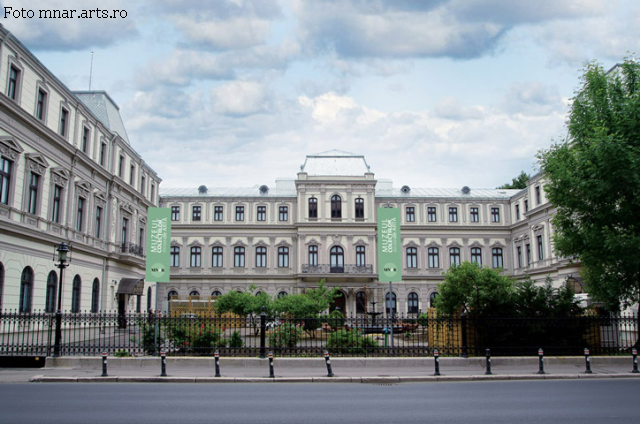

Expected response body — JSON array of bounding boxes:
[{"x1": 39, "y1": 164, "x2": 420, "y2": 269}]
[
  {"x1": 214, "y1": 285, "x2": 274, "y2": 316},
  {"x1": 538, "y1": 59, "x2": 640, "y2": 315},
  {"x1": 273, "y1": 280, "x2": 340, "y2": 331},
  {"x1": 497, "y1": 171, "x2": 530, "y2": 190}
]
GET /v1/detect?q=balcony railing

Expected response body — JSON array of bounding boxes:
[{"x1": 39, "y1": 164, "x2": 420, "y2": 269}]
[
  {"x1": 301, "y1": 264, "x2": 374, "y2": 274},
  {"x1": 121, "y1": 242, "x2": 145, "y2": 258}
]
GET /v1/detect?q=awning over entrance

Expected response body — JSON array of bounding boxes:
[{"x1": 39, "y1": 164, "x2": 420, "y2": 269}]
[{"x1": 116, "y1": 278, "x2": 145, "y2": 296}]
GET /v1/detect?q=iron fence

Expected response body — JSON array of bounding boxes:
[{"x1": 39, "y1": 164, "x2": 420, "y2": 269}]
[{"x1": 0, "y1": 310, "x2": 637, "y2": 357}]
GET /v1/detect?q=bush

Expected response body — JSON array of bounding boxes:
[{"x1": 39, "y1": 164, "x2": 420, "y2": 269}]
[
  {"x1": 268, "y1": 322, "x2": 302, "y2": 348},
  {"x1": 228, "y1": 331, "x2": 244, "y2": 348},
  {"x1": 327, "y1": 328, "x2": 377, "y2": 354},
  {"x1": 417, "y1": 313, "x2": 429, "y2": 327},
  {"x1": 168, "y1": 321, "x2": 226, "y2": 354},
  {"x1": 114, "y1": 349, "x2": 130, "y2": 357},
  {"x1": 139, "y1": 324, "x2": 164, "y2": 356},
  {"x1": 322, "y1": 310, "x2": 345, "y2": 329}
]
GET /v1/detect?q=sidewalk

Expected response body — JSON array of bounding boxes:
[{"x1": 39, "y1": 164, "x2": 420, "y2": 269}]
[{"x1": 2, "y1": 356, "x2": 640, "y2": 384}]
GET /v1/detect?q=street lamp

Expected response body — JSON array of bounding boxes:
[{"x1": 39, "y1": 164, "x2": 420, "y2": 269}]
[{"x1": 53, "y1": 242, "x2": 71, "y2": 357}]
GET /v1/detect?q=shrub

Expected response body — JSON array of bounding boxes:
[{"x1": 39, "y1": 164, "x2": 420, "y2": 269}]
[
  {"x1": 417, "y1": 313, "x2": 429, "y2": 327},
  {"x1": 139, "y1": 324, "x2": 164, "y2": 356},
  {"x1": 167, "y1": 321, "x2": 225, "y2": 354},
  {"x1": 268, "y1": 322, "x2": 302, "y2": 348},
  {"x1": 114, "y1": 349, "x2": 130, "y2": 357},
  {"x1": 228, "y1": 331, "x2": 244, "y2": 348},
  {"x1": 326, "y1": 328, "x2": 377, "y2": 354}
]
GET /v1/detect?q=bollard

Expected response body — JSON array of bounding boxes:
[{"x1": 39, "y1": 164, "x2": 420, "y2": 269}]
[
  {"x1": 584, "y1": 348, "x2": 592, "y2": 374},
  {"x1": 160, "y1": 349, "x2": 167, "y2": 377},
  {"x1": 537, "y1": 348, "x2": 545, "y2": 374},
  {"x1": 324, "y1": 350, "x2": 335, "y2": 377},
  {"x1": 214, "y1": 350, "x2": 221, "y2": 378},
  {"x1": 485, "y1": 348, "x2": 492, "y2": 375},
  {"x1": 632, "y1": 348, "x2": 639, "y2": 374},
  {"x1": 268, "y1": 351, "x2": 275, "y2": 378},
  {"x1": 433, "y1": 348, "x2": 441, "y2": 376},
  {"x1": 101, "y1": 351, "x2": 108, "y2": 377}
]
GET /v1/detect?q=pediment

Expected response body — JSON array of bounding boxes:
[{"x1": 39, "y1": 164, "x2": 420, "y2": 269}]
[{"x1": 0, "y1": 136, "x2": 24, "y2": 160}]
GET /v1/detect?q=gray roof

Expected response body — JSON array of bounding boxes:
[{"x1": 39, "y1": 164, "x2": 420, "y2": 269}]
[
  {"x1": 300, "y1": 150, "x2": 371, "y2": 176},
  {"x1": 161, "y1": 180, "x2": 298, "y2": 198},
  {"x1": 375, "y1": 179, "x2": 519, "y2": 199},
  {"x1": 74, "y1": 91, "x2": 130, "y2": 144}
]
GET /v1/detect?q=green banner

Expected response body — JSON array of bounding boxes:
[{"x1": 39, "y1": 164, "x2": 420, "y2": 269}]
[
  {"x1": 146, "y1": 208, "x2": 171, "y2": 282},
  {"x1": 377, "y1": 207, "x2": 402, "y2": 282}
]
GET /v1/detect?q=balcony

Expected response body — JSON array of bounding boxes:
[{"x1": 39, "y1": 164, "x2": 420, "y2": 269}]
[
  {"x1": 301, "y1": 264, "x2": 374, "y2": 274},
  {"x1": 120, "y1": 242, "x2": 145, "y2": 258}
]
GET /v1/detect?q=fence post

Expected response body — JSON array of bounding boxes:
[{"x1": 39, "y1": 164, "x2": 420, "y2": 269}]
[
  {"x1": 214, "y1": 350, "x2": 221, "y2": 377},
  {"x1": 460, "y1": 313, "x2": 468, "y2": 358},
  {"x1": 324, "y1": 350, "x2": 334, "y2": 377},
  {"x1": 538, "y1": 348, "x2": 545, "y2": 374},
  {"x1": 268, "y1": 351, "x2": 275, "y2": 378},
  {"x1": 160, "y1": 349, "x2": 167, "y2": 377},
  {"x1": 433, "y1": 348, "x2": 441, "y2": 376},
  {"x1": 101, "y1": 351, "x2": 108, "y2": 377},
  {"x1": 259, "y1": 307, "x2": 266, "y2": 359},
  {"x1": 485, "y1": 348, "x2": 492, "y2": 375},
  {"x1": 584, "y1": 348, "x2": 592, "y2": 374}
]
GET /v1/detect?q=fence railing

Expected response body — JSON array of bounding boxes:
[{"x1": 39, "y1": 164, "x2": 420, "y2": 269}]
[{"x1": 0, "y1": 310, "x2": 637, "y2": 357}]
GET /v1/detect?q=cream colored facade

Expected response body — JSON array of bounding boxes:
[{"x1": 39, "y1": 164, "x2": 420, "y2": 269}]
[
  {"x1": 159, "y1": 151, "x2": 579, "y2": 315},
  {"x1": 0, "y1": 26, "x2": 161, "y2": 313}
]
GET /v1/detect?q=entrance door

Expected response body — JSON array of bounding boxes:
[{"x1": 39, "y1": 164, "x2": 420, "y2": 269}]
[
  {"x1": 117, "y1": 294, "x2": 127, "y2": 329},
  {"x1": 330, "y1": 291, "x2": 346, "y2": 314}
]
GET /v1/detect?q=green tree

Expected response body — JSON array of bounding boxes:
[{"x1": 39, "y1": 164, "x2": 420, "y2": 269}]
[
  {"x1": 273, "y1": 280, "x2": 340, "y2": 331},
  {"x1": 538, "y1": 59, "x2": 640, "y2": 316},
  {"x1": 214, "y1": 285, "x2": 274, "y2": 316},
  {"x1": 497, "y1": 171, "x2": 530, "y2": 190}
]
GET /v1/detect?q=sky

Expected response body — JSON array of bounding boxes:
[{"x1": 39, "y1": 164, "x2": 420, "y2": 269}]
[{"x1": 2, "y1": 0, "x2": 639, "y2": 190}]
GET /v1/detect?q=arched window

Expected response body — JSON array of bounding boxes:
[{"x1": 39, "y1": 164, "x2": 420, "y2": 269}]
[
  {"x1": 385, "y1": 292, "x2": 397, "y2": 315},
  {"x1": 91, "y1": 278, "x2": 100, "y2": 313},
  {"x1": 331, "y1": 195, "x2": 342, "y2": 218},
  {"x1": 71, "y1": 275, "x2": 81, "y2": 313},
  {"x1": 19, "y1": 267, "x2": 33, "y2": 313},
  {"x1": 278, "y1": 246, "x2": 289, "y2": 268},
  {"x1": 0, "y1": 262, "x2": 4, "y2": 310},
  {"x1": 308, "y1": 197, "x2": 318, "y2": 218},
  {"x1": 167, "y1": 290, "x2": 178, "y2": 302},
  {"x1": 449, "y1": 247, "x2": 461, "y2": 267},
  {"x1": 308, "y1": 245, "x2": 318, "y2": 266},
  {"x1": 330, "y1": 246, "x2": 344, "y2": 269},
  {"x1": 190, "y1": 246, "x2": 202, "y2": 267},
  {"x1": 147, "y1": 286, "x2": 152, "y2": 312},
  {"x1": 356, "y1": 291, "x2": 367, "y2": 314},
  {"x1": 408, "y1": 292, "x2": 419, "y2": 314},
  {"x1": 212, "y1": 246, "x2": 223, "y2": 267},
  {"x1": 256, "y1": 246, "x2": 267, "y2": 268},
  {"x1": 406, "y1": 247, "x2": 417, "y2": 268},
  {"x1": 170, "y1": 246, "x2": 180, "y2": 267},
  {"x1": 211, "y1": 290, "x2": 222, "y2": 297},
  {"x1": 277, "y1": 291, "x2": 288, "y2": 299},
  {"x1": 189, "y1": 290, "x2": 200, "y2": 297},
  {"x1": 430, "y1": 292, "x2": 438, "y2": 308},
  {"x1": 234, "y1": 246, "x2": 245, "y2": 267},
  {"x1": 45, "y1": 271, "x2": 57, "y2": 313}
]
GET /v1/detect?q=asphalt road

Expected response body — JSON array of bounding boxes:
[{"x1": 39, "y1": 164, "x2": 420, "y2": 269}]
[{"x1": 1, "y1": 379, "x2": 639, "y2": 424}]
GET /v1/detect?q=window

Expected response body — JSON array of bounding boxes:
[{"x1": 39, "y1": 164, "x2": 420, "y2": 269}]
[
  {"x1": 7, "y1": 66, "x2": 20, "y2": 100},
  {"x1": 308, "y1": 245, "x2": 318, "y2": 266},
  {"x1": 278, "y1": 246, "x2": 289, "y2": 268},
  {"x1": 192, "y1": 205, "x2": 201, "y2": 221},
  {"x1": 121, "y1": 217, "x2": 128, "y2": 245},
  {"x1": 470, "y1": 207, "x2": 479, "y2": 222},
  {"x1": 212, "y1": 247, "x2": 223, "y2": 267},
  {"x1": 150, "y1": 184, "x2": 155, "y2": 204},
  {"x1": 99, "y1": 142, "x2": 107, "y2": 166},
  {"x1": 91, "y1": 279, "x2": 100, "y2": 313},
  {"x1": 308, "y1": 197, "x2": 318, "y2": 218},
  {"x1": 136, "y1": 294, "x2": 142, "y2": 313},
  {"x1": 118, "y1": 155, "x2": 124, "y2": 178},
  {"x1": 356, "y1": 291, "x2": 367, "y2": 314},
  {"x1": 430, "y1": 292, "x2": 438, "y2": 308},
  {"x1": 537, "y1": 235, "x2": 544, "y2": 260},
  {"x1": 82, "y1": 127, "x2": 90, "y2": 153},
  {"x1": 235, "y1": 205, "x2": 244, "y2": 221},
  {"x1": 36, "y1": 89, "x2": 47, "y2": 120},
  {"x1": 214, "y1": 206, "x2": 223, "y2": 221},
  {"x1": 0, "y1": 262, "x2": 3, "y2": 310},
  {"x1": 385, "y1": 292, "x2": 397, "y2": 314},
  {"x1": 71, "y1": 275, "x2": 81, "y2": 313},
  {"x1": 189, "y1": 290, "x2": 200, "y2": 297},
  {"x1": 234, "y1": 247, "x2": 245, "y2": 267},
  {"x1": 356, "y1": 246, "x2": 366, "y2": 266},
  {"x1": 492, "y1": 248, "x2": 503, "y2": 269},
  {"x1": 76, "y1": 197, "x2": 85, "y2": 232},
  {"x1": 50, "y1": 185, "x2": 62, "y2": 223},
  {"x1": 190, "y1": 246, "x2": 202, "y2": 267},
  {"x1": 140, "y1": 176, "x2": 146, "y2": 196},
  {"x1": 450, "y1": 247, "x2": 461, "y2": 267},
  {"x1": 277, "y1": 291, "x2": 287, "y2": 299},
  {"x1": 19, "y1": 267, "x2": 33, "y2": 313},
  {"x1": 515, "y1": 204, "x2": 520, "y2": 220},
  {"x1": 330, "y1": 246, "x2": 344, "y2": 268},
  {"x1": 212, "y1": 290, "x2": 222, "y2": 297},
  {"x1": 0, "y1": 157, "x2": 12, "y2": 205},
  {"x1": 171, "y1": 206, "x2": 180, "y2": 221},
  {"x1": 170, "y1": 246, "x2": 180, "y2": 267},
  {"x1": 449, "y1": 207, "x2": 458, "y2": 222},
  {"x1": 45, "y1": 271, "x2": 57, "y2": 313},
  {"x1": 427, "y1": 206, "x2": 437, "y2": 222},
  {"x1": 256, "y1": 246, "x2": 267, "y2": 267},
  {"x1": 536, "y1": 186, "x2": 541, "y2": 205},
  {"x1": 331, "y1": 195, "x2": 342, "y2": 218},
  {"x1": 471, "y1": 247, "x2": 482, "y2": 267},
  {"x1": 428, "y1": 247, "x2": 439, "y2": 268},
  {"x1": 95, "y1": 206, "x2": 102, "y2": 238},
  {"x1": 147, "y1": 286, "x2": 153, "y2": 312},
  {"x1": 491, "y1": 207, "x2": 500, "y2": 223},
  {"x1": 129, "y1": 164, "x2": 135, "y2": 185},
  {"x1": 517, "y1": 246, "x2": 522, "y2": 268},
  {"x1": 279, "y1": 206, "x2": 288, "y2": 221},
  {"x1": 27, "y1": 172, "x2": 39, "y2": 215},
  {"x1": 408, "y1": 292, "x2": 419, "y2": 314},
  {"x1": 138, "y1": 227, "x2": 145, "y2": 248},
  {"x1": 524, "y1": 199, "x2": 529, "y2": 212},
  {"x1": 406, "y1": 247, "x2": 417, "y2": 268},
  {"x1": 355, "y1": 198, "x2": 364, "y2": 219},
  {"x1": 406, "y1": 206, "x2": 415, "y2": 222},
  {"x1": 59, "y1": 108, "x2": 69, "y2": 137},
  {"x1": 257, "y1": 206, "x2": 266, "y2": 221},
  {"x1": 526, "y1": 243, "x2": 531, "y2": 266}
]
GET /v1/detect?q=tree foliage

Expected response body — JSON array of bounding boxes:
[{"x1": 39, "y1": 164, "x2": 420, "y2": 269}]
[
  {"x1": 538, "y1": 59, "x2": 640, "y2": 311},
  {"x1": 497, "y1": 171, "x2": 530, "y2": 190},
  {"x1": 214, "y1": 285, "x2": 274, "y2": 316}
]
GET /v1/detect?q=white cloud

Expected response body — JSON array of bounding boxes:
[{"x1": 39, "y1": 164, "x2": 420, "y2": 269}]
[{"x1": 212, "y1": 81, "x2": 269, "y2": 116}]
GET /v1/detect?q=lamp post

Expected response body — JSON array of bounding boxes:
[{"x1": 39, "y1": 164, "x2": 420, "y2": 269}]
[{"x1": 53, "y1": 242, "x2": 70, "y2": 357}]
